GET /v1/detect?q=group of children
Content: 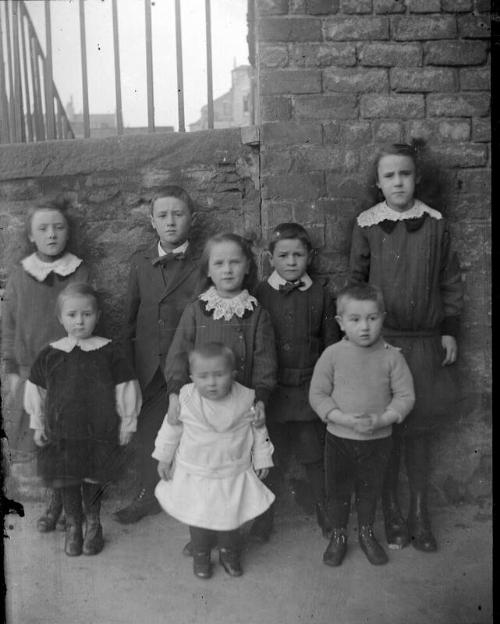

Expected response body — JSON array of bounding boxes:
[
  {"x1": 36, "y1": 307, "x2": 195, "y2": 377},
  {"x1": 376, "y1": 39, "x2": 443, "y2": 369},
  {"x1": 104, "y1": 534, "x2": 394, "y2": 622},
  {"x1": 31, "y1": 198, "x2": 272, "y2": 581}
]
[{"x1": 2, "y1": 141, "x2": 463, "y2": 580}]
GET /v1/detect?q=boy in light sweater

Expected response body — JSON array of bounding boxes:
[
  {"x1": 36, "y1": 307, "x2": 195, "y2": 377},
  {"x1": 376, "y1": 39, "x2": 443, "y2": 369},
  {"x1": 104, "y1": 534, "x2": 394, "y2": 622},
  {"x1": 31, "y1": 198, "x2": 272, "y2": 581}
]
[{"x1": 309, "y1": 283, "x2": 414, "y2": 567}]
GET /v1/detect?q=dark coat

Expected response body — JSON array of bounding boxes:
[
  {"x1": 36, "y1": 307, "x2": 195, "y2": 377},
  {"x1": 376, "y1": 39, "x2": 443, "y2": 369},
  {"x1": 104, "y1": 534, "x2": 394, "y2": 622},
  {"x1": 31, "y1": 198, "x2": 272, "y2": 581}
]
[{"x1": 123, "y1": 242, "x2": 201, "y2": 390}]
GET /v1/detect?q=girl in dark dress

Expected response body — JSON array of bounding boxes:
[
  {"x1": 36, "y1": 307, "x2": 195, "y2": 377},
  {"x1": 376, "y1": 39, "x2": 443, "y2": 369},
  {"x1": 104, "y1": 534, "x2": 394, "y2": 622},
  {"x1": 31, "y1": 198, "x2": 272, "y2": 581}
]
[
  {"x1": 349, "y1": 142, "x2": 463, "y2": 552},
  {"x1": 24, "y1": 283, "x2": 141, "y2": 557}
]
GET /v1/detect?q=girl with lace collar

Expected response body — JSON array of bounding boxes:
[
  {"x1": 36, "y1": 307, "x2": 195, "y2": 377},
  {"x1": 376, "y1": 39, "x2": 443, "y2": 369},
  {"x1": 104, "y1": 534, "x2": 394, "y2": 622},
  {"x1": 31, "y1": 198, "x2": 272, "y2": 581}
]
[
  {"x1": 349, "y1": 141, "x2": 463, "y2": 555},
  {"x1": 24, "y1": 283, "x2": 141, "y2": 558},
  {"x1": 2, "y1": 198, "x2": 89, "y2": 534}
]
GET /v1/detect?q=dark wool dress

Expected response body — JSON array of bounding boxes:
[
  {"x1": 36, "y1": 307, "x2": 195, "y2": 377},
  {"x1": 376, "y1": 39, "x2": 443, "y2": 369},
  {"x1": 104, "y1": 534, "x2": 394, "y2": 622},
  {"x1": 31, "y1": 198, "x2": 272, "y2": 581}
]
[
  {"x1": 29, "y1": 342, "x2": 136, "y2": 486},
  {"x1": 350, "y1": 203, "x2": 464, "y2": 436}
]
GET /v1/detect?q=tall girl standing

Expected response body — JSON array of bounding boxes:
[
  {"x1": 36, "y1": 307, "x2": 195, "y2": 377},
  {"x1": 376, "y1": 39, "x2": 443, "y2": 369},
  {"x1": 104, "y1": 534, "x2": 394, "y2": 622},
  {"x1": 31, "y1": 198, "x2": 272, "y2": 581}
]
[
  {"x1": 2, "y1": 199, "x2": 89, "y2": 532},
  {"x1": 349, "y1": 142, "x2": 463, "y2": 552}
]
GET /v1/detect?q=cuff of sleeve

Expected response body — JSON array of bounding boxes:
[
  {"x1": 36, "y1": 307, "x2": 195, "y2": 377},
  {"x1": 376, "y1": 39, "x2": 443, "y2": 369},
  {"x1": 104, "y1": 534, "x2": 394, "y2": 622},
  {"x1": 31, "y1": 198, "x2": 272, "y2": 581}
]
[
  {"x1": 3, "y1": 359, "x2": 19, "y2": 375},
  {"x1": 167, "y1": 381, "x2": 183, "y2": 396},
  {"x1": 440, "y1": 316, "x2": 460, "y2": 338},
  {"x1": 255, "y1": 388, "x2": 271, "y2": 405}
]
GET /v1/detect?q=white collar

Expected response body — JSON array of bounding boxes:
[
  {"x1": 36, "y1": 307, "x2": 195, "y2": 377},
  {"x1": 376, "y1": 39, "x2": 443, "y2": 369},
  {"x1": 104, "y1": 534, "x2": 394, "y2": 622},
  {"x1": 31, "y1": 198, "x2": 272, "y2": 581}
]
[
  {"x1": 199, "y1": 286, "x2": 258, "y2": 321},
  {"x1": 21, "y1": 252, "x2": 83, "y2": 282},
  {"x1": 267, "y1": 270, "x2": 312, "y2": 291},
  {"x1": 357, "y1": 200, "x2": 442, "y2": 228},
  {"x1": 158, "y1": 240, "x2": 189, "y2": 258},
  {"x1": 50, "y1": 336, "x2": 111, "y2": 353}
]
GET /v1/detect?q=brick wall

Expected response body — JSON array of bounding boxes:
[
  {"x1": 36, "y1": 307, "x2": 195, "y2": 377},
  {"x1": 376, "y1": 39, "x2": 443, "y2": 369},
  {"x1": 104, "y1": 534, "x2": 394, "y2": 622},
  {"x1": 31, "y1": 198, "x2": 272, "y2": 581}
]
[{"x1": 255, "y1": 0, "x2": 491, "y2": 504}]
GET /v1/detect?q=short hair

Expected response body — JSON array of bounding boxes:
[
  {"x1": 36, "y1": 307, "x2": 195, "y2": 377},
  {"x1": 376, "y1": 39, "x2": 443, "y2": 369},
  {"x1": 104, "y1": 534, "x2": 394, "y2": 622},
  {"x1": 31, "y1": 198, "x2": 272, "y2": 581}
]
[
  {"x1": 188, "y1": 342, "x2": 236, "y2": 371},
  {"x1": 268, "y1": 222, "x2": 312, "y2": 254},
  {"x1": 26, "y1": 196, "x2": 72, "y2": 239},
  {"x1": 149, "y1": 185, "x2": 194, "y2": 216},
  {"x1": 336, "y1": 283, "x2": 385, "y2": 316},
  {"x1": 56, "y1": 282, "x2": 99, "y2": 316}
]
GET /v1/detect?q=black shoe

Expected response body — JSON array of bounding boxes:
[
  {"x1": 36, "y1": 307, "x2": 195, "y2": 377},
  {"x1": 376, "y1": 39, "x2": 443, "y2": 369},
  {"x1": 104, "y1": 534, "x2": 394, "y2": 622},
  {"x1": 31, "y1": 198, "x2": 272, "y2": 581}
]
[
  {"x1": 316, "y1": 503, "x2": 333, "y2": 539},
  {"x1": 383, "y1": 506, "x2": 410, "y2": 550},
  {"x1": 219, "y1": 549, "x2": 243, "y2": 577},
  {"x1": 112, "y1": 488, "x2": 162, "y2": 524},
  {"x1": 37, "y1": 489, "x2": 63, "y2": 533},
  {"x1": 83, "y1": 515, "x2": 104, "y2": 556},
  {"x1": 64, "y1": 519, "x2": 83, "y2": 557},
  {"x1": 249, "y1": 509, "x2": 274, "y2": 543},
  {"x1": 408, "y1": 514, "x2": 437, "y2": 552},
  {"x1": 323, "y1": 528, "x2": 348, "y2": 567},
  {"x1": 56, "y1": 512, "x2": 67, "y2": 532},
  {"x1": 193, "y1": 552, "x2": 212, "y2": 579},
  {"x1": 358, "y1": 526, "x2": 388, "y2": 565}
]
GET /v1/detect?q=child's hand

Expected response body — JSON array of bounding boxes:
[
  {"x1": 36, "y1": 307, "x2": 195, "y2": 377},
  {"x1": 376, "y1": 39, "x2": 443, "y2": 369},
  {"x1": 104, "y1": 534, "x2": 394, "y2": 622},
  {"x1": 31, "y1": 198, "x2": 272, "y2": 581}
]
[
  {"x1": 157, "y1": 461, "x2": 174, "y2": 481},
  {"x1": 6, "y1": 373, "x2": 21, "y2": 397},
  {"x1": 252, "y1": 401, "x2": 266, "y2": 428},
  {"x1": 119, "y1": 430, "x2": 133, "y2": 446},
  {"x1": 255, "y1": 468, "x2": 269, "y2": 480},
  {"x1": 33, "y1": 429, "x2": 48, "y2": 447},
  {"x1": 441, "y1": 335, "x2": 457, "y2": 366},
  {"x1": 167, "y1": 394, "x2": 180, "y2": 425}
]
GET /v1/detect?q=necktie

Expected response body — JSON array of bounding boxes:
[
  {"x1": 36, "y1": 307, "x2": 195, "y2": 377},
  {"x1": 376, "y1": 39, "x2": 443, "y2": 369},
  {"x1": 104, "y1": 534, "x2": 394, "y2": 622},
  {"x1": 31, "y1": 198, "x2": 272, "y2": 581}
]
[
  {"x1": 279, "y1": 280, "x2": 305, "y2": 294},
  {"x1": 152, "y1": 252, "x2": 186, "y2": 267}
]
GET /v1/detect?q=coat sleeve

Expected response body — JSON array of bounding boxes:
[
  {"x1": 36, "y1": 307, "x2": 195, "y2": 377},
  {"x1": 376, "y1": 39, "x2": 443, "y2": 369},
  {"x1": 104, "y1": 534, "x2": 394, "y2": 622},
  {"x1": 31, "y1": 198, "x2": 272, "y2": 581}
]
[
  {"x1": 251, "y1": 307, "x2": 278, "y2": 405},
  {"x1": 251, "y1": 424, "x2": 275, "y2": 471},
  {"x1": 349, "y1": 222, "x2": 371, "y2": 284},
  {"x1": 164, "y1": 303, "x2": 197, "y2": 395},
  {"x1": 308, "y1": 347, "x2": 340, "y2": 421},
  {"x1": 23, "y1": 380, "x2": 47, "y2": 430},
  {"x1": 115, "y1": 380, "x2": 142, "y2": 434},
  {"x1": 439, "y1": 223, "x2": 464, "y2": 338},
  {"x1": 151, "y1": 417, "x2": 183, "y2": 463},
  {"x1": 1, "y1": 272, "x2": 19, "y2": 374},
  {"x1": 122, "y1": 258, "x2": 141, "y2": 367}
]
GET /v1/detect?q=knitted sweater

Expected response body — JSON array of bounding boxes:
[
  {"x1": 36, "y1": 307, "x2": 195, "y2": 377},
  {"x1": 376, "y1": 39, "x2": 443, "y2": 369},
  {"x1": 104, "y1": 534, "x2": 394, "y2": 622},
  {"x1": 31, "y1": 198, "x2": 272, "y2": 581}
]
[{"x1": 309, "y1": 338, "x2": 415, "y2": 441}]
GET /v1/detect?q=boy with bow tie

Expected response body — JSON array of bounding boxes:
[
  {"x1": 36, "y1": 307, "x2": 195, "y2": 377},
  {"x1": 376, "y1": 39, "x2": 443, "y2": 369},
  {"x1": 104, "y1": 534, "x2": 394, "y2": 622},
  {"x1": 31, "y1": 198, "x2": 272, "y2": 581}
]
[
  {"x1": 250, "y1": 223, "x2": 340, "y2": 542},
  {"x1": 113, "y1": 186, "x2": 201, "y2": 524}
]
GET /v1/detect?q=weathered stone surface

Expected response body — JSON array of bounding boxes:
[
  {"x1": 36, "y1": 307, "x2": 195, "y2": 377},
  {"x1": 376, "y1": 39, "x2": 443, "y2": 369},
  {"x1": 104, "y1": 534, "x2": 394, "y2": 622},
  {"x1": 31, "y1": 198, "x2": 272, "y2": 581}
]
[
  {"x1": 424, "y1": 41, "x2": 488, "y2": 66},
  {"x1": 360, "y1": 94, "x2": 425, "y2": 118},
  {"x1": 427, "y1": 93, "x2": 490, "y2": 117},
  {"x1": 391, "y1": 67, "x2": 456, "y2": 92},
  {"x1": 260, "y1": 95, "x2": 293, "y2": 121},
  {"x1": 407, "y1": 119, "x2": 471, "y2": 142},
  {"x1": 408, "y1": 0, "x2": 440, "y2": 12},
  {"x1": 373, "y1": 0, "x2": 406, "y2": 13},
  {"x1": 261, "y1": 120, "x2": 322, "y2": 145},
  {"x1": 294, "y1": 94, "x2": 358, "y2": 120},
  {"x1": 305, "y1": 0, "x2": 339, "y2": 14},
  {"x1": 340, "y1": 0, "x2": 373, "y2": 13},
  {"x1": 324, "y1": 68, "x2": 389, "y2": 92},
  {"x1": 457, "y1": 13, "x2": 491, "y2": 38},
  {"x1": 324, "y1": 16, "x2": 389, "y2": 40},
  {"x1": 258, "y1": 17, "x2": 323, "y2": 41},
  {"x1": 459, "y1": 67, "x2": 491, "y2": 91},
  {"x1": 289, "y1": 42, "x2": 357, "y2": 67},
  {"x1": 260, "y1": 69, "x2": 322, "y2": 95},
  {"x1": 392, "y1": 15, "x2": 457, "y2": 40},
  {"x1": 359, "y1": 42, "x2": 422, "y2": 67},
  {"x1": 261, "y1": 172, "x2": 325, "y2": 200}
]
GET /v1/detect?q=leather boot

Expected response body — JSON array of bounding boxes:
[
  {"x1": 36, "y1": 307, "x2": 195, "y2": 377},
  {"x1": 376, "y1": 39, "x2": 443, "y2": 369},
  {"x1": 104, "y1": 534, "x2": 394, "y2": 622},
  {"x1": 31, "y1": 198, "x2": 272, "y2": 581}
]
[
  {"x1": 358, "y1": 526, "x2": 388, "y2": 566},
  {"x1": 322, "y1": 528, "x2": 347, "y2": 567},
  {"x1": 193, "y1": 551, "x2": 212, "y2": 579},
  {"x1": 249, "y1": 505, "x2": 274, "y2": 543},
  {"x1": 82, "y1": 483, "x2": 104, "y2": 556},
  {"x1": 112, "y1": 487, "x2": 162, "y2": 524},
  {"x1": 37, "y1": 488, "x2": 63, "y2": 533},
  {"x1": 316, "y1": 502, "x2": 333, "y2": 539},
  {"x1": 219, "y1": 548, "x2": 243, "y2": 577},
  {"x1": 408, "y1": 492, "x2": 437, "y2": 552},
  {"x1": 62, "y1": 486, "x2": 83, "y2": 557},
  {"x1": 382, "y1": 438, "x2": 409, "y2": 549}
]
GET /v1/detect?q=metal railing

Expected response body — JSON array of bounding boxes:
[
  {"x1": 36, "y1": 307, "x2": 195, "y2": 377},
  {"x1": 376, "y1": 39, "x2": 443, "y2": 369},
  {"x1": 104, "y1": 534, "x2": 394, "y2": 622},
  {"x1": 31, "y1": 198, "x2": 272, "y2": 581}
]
[
  {"x1": 0, "y1": 0, "x2": 218, "y2": 144},
  {"x1": 0, "y1": 0, "x2": 74, "y2": 143}
]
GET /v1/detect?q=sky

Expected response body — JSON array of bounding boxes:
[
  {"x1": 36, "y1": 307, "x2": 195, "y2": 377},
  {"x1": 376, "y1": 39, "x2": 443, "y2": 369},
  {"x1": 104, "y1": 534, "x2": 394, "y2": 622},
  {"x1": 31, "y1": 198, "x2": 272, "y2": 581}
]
[{"x1": 23, "y1": 0, "x2": 249, "y2": 129}]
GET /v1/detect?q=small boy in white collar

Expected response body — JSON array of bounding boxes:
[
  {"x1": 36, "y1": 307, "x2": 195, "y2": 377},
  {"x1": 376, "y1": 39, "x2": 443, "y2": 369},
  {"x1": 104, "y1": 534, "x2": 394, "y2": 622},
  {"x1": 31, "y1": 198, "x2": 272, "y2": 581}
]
[{"x1": 250, "y1": 223, "x2": 340, "y2": 542}]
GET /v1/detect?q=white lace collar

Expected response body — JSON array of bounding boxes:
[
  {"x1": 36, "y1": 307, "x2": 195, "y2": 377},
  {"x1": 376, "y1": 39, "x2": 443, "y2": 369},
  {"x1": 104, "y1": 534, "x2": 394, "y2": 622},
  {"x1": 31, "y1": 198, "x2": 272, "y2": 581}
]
[
  {"x1": 199, "y1": 286, "x2": 258, "y2": 321},
  {"x1": 357, "y1": 200, "x2": 442, "y2": 228},
  {"x1": 50, "y1": 336, "x2": 111, "y2": 353},
  {"x1": 267, "y1": 270, "x2": 312, "y2": 291},
  {"x1": 22, "y1": 252, "x2": 83, "y2": 282}
]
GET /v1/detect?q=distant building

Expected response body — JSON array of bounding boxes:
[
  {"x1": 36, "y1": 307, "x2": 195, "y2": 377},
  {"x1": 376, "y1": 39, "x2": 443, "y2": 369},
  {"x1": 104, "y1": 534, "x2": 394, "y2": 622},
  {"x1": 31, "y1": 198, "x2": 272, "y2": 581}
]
[
  {"x1": 189, "y1": 65, "x2": 253, "y2": 132},
  {"x1": 65, "y1": 97, "x2": 173, "y2": 138}
]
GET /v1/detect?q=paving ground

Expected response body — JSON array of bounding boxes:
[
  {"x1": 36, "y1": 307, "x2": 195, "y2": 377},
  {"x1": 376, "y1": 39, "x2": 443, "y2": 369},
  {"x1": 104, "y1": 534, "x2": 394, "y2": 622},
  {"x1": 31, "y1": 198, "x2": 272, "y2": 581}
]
[{"x1": 4, "y1": 498, "x2": 492, "y2": 624}]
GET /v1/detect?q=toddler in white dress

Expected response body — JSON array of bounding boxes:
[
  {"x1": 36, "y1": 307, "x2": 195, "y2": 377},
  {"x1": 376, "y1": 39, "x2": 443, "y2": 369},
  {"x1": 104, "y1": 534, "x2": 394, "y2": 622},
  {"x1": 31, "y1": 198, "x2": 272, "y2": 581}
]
[{"x1": 153, "y1": 342, "x2": 275, "y2": 579}]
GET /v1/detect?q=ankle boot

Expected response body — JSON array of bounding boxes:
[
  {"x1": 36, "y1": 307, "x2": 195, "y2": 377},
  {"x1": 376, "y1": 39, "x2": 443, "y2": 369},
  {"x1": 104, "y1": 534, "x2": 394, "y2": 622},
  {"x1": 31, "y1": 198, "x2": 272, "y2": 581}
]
[
  {"x1": 382, "y1": 493, "x2": 409, "y2": 550},
  {"x1": 37, "y1": 488, "x2": 63, "y2": 533},
  {"x1": 112, "y1": 486, "x2": 162, "y2": 524},
  {"x1": 82, "y1": 483, "x2": 104, "y2": 556},
  {"x1": 408, "y1": 492, "x2": 437, "y2": 552},
  {"x1": 219, "y1": 548, "x2": 243, "y2": 577},
  {"x1": 62, "y1": 486, "x2": 83, "y2": 557},
  {"x1": 193, "y1": 551, "x2": 212, "y2": 579},
  {"x1": 358, "y1": 526, "x2": 388, "y2": 565},
  {"x1": 322, "y1": 528, "x2": 347, "y2": 567},
  {"x1": 249, "y1": 505, "x2": 274, "y2": 543},
  {"x1": 315, "y1": 502, "x2": 333, "y2": 539}
]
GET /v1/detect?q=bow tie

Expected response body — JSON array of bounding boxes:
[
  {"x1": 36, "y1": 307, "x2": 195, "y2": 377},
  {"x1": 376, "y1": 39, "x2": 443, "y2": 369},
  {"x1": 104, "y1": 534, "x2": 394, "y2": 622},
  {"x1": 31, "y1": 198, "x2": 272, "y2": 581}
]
[
  {"x1": 279, "y1": 280, "x2": 305, "y2": 294},
  {"x1": 152, "y1": 252, "x2": 186, "y2": 266}
]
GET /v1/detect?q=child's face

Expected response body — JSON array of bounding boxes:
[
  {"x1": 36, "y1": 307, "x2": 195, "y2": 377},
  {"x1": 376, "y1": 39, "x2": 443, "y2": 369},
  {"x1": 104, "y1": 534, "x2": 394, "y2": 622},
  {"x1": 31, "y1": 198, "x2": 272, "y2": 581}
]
[
  {"x1": 376, "y1": 154, "x2": 417, "y2": 212},
  {"x1": 151, "y1": 197, "x2": 192, "y2": 251},
  {"x1": 208, "y1": 241, "x2": 249, "y2": 298},
  {"x1": 336, "y1": 298, "x2": 384, "y2": 348},
  {"x1": 29, "y1": 209, "x2": 68, "y2": 261},
  {"x1": 58, "y1": 295, "x2": 99, "y2": 340},
  {"x1": 271, "y1": 238, "x2": 310, "y2": 283},
  {"x1": 190, "y1": 354, "x2": 235, "y2": 400}
]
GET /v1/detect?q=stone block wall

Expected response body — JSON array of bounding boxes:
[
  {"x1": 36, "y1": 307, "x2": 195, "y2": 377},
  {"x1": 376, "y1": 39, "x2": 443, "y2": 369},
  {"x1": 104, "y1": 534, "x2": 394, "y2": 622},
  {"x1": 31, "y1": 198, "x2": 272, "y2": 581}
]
[{"x1": 254, "y1": 0, "x2": 491, "y2": 504}]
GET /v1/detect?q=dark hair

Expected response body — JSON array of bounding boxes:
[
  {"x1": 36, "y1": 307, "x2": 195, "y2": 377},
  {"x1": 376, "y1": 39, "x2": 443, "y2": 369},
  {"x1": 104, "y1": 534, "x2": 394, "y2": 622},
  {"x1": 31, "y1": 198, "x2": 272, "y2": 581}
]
[
  {"x1": 149, "y1": 185, "x2": 194, "y2": 216},
  {"x1": 268, "y1": 222, "x2": 313, "y2": 254},
  {"x1": 26, "y1": 196, "x2": 72, "y2": 240},
  {"x1": 56, "y1": 282, "x2": 99, "y2": 316},
  {"x1": 188, "y1": 342, "x2": 236, "y2": 371},
  {"x1": 200, "y1": 232, "x2": 258, "y2": 293},
  {"x1": 336, "y1": 283, "x2": 385, "y2": 316}
]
